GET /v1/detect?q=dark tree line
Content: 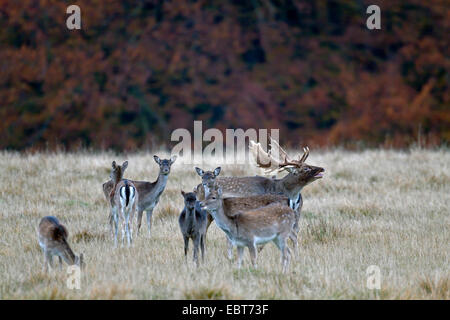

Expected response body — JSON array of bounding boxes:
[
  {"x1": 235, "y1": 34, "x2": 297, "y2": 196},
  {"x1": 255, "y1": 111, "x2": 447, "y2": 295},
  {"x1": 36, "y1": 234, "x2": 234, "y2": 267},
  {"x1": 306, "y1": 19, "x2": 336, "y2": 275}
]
[{"x1": 0, "y1": 0, "x2": 448, "y2": 150}]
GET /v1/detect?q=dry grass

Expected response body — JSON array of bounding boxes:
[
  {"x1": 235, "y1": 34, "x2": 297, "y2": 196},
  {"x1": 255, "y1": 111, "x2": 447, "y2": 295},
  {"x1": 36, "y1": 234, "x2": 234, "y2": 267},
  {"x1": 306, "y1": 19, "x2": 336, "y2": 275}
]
[{"x1": 0, "y1": 148, "x2": 449, "y2": 299}]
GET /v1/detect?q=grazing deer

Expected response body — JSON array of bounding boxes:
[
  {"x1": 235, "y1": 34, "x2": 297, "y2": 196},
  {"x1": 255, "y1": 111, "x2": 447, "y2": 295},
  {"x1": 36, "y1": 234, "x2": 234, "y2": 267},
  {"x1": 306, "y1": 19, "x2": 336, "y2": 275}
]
[
  {"x1": 109, "y1": 160, "x2": 138, "y2": 247},
  {"x1": 200, "y1": 188, "x2": 296, "y2": 272},
  {"x1": 103, "y1": 155, "x2": 177, "y2": 237},
  {"x1": 178, "y1": 191, "x2": 208, "y2": 266},
  {"x1": 38, "y1": 216, "x2": 84, "y2": 272}
]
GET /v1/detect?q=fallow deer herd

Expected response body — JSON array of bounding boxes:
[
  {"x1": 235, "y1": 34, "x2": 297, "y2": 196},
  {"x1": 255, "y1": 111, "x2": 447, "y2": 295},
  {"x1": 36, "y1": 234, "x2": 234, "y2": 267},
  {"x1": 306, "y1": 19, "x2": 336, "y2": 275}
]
[{"x1": 38, "y1": 139, "x2": 324, "y2": 273}]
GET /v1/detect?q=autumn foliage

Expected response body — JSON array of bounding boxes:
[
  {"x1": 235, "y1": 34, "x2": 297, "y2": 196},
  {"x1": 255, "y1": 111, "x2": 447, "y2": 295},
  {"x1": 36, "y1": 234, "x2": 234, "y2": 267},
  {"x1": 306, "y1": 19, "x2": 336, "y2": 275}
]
[{"x1": 0, "y1": 0, "x2": 448, "y2": 150}]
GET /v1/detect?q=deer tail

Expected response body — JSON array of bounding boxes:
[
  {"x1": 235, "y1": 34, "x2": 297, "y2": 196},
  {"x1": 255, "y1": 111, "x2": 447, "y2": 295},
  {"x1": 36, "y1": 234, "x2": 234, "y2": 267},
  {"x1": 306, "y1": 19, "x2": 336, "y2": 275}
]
[{"x1": 120, "y1": 180, "x2": 135, "y2": 207}]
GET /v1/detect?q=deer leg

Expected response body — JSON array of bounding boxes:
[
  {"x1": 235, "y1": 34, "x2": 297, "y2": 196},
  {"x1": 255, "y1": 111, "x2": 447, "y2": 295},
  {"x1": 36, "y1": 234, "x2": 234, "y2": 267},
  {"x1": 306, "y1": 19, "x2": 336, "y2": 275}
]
[
  {"x1": 204, "y1": 215, "x2": 213, "y2": 250},
  {"x1": 125, "y1": 210, "x2": 132, "y2": 247},
  {"x1": 248, "y1": 243, "x2": 258, "y2": 269},
  {"x1": 130, "y1": 203, "x2": 137, "y2": 240},
  {"x1": 47, "y1": 252, "x2": 54, "y2": 270},
  {"x1": 146, "y1": 208, "x2": 154, "y2": 237},
  {"x1": 113, "y1": 209, "x2": 119, "y2": 248},
  {"x1": 183, "y1": 236, "x2": 189, "y2": 261},
  {"x1": 193, "y1": 235, "x2": 200, "y2": 267},
  {"x1": 121, "y1": 221, "x2": 126, "y2": 246},
  {"x1": 289, "y1": 230, "x2": 298, "y2": 257},
  {"x1": 119, "y1": 207, "x2": 126, "y2": 246},
  {"x1": 227, "y1": 236, "x2": 234, "y2": 261},
  {"x1": 283, "y1": 246, "x2": 291, "y2": 273},
  {"x1": 237, "y1": 246, "x2": 244, "y2": 269},
  {"x1": 274, "y1": 236, "x2": 291, "y2": 273},
  {"x1": 109, "y1": 210, "x2": 114, "y2": 239},
  {"x1": 43, "y1": 250, "x2": 49, "y2": 273},
  {"x1": 58, "y1": 256, "x2": 63, "y2": 270},
  {"x1": 136, "y1": 208, "x2": 144, "y2": 235},
  {"x1": 200, "y1": 234, "x2": 205, "y2": 263}
]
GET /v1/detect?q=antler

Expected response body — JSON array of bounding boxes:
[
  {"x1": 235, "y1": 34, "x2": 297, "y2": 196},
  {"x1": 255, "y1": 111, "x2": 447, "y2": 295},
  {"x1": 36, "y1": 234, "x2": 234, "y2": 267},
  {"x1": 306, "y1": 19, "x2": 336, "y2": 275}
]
[
  {"x1": 298, "y1": 146, "x2": 310, "y2": 163},
  {"x1": 269, "y1": 135, "x2": 291, "y2": 163},
  {"x1": 249, "y1": 140, "x2": 280, "y2": 172},
  {"x1": 249, "y1": 140, "x2": 303, "y2": 173}
]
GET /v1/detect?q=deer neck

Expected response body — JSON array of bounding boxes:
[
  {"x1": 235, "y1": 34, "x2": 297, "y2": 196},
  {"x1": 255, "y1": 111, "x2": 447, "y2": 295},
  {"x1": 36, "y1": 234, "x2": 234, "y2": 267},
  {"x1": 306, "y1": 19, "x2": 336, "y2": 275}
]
[
  {"x1": 110, "y1": 175, "x2": 122, "y2": 196},
  {"x1": 208, "y1": 200, "x2": 236, "y2": 237},
  {"x1": 142, "y1": 172, "x2": 169, "y2": 203},
  {"x1": 203, "y1": 184, "x2": 212, "y2": 198},
  {"x1": 60, "y1": 240, "x2": 76, "y2": 265},
  {"x1": 155, "y1": 172, "x2": 169, "y2": 192},
  {"x1": 185, "y1": 207, "x2": 196, "y2": 221},
  {"x1": 277, "y1": 173, "x2": 305, "y2": 198}
]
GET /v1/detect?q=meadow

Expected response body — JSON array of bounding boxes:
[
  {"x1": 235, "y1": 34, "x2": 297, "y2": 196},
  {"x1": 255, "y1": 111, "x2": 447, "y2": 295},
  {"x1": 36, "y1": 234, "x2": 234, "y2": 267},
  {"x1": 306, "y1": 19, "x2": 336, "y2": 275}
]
[{"x1": 0, "y1": 148, "x2": 448, "y2": 299}]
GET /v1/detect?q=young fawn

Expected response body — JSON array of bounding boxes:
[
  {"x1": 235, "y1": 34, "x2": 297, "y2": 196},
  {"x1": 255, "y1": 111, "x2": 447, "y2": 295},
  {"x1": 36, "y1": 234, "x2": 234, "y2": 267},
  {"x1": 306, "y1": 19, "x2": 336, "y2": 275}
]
[
  {"x1": 109, "y1": 161, "x2": 138, "y2": 247},
  {"x1": 38, "y1": 216, "x2": 84, "y2": 272},
  {"x1": 200, "y1": 188, "x2": 296, "y2": 272},
  {"x1": 178, "y1": 191, "x2": 208, "y2": 267},
  {"x1": 103, "y1": 155, "x2": 176, "y2": 237}
]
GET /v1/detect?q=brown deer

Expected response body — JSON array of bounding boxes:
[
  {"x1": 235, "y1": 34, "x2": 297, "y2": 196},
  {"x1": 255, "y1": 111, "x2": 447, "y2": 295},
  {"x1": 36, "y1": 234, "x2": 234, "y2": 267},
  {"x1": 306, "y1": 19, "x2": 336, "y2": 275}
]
[
  {"x1": 103, "y1": 155, "x2": 176, "y2": 237},
  {"x1": 108, "y1": 160, "x2": 138, "y2": 247},
  {"x1": 178, "y1": 191, "x2": 208, "y2": 267},
  {"x1": 38, "y1": 216, "x2": 84, "y2": 272},
  {"x1": 200, "y1": 187, "x2": 296, "y2": 272}
]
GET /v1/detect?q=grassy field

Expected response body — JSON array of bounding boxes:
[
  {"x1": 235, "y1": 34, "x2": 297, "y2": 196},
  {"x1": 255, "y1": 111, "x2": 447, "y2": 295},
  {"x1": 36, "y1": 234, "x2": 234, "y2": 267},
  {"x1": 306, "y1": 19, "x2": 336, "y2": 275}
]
[{"x1": 0, "y1": 148, "x2": 449, "y2": 299}]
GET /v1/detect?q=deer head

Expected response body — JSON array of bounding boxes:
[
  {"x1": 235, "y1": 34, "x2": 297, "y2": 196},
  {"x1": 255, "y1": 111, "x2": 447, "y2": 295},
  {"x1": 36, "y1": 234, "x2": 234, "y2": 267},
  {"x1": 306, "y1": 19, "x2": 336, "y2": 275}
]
[
  {"x1": 181, "y1": 190, "x2": 197, "y2": 210},
  {"x1": 110, "y1": 161, "x2": 128, "y2": 183},
  {"x1": 249, "y1": 138, "x2": 324, "y2": 187},
  {"x1": 195, "y1": 166, "x2": 221, "y2": 189},
  {"x1": 200, "y1": 187, "x2": 222, "y2": 213},
  {"x1": 154, "y1": 155, "x2": 177, "y2": 175}
]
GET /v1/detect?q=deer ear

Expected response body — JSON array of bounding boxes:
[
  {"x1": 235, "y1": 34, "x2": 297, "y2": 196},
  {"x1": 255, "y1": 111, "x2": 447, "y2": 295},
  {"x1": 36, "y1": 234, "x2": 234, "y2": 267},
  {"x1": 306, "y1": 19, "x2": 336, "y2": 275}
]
[
  {"x1": 153, "y1": 155, "x2": 161, "y2": 165},
  {"x1": 214, "y1": 167, "x2": 221, "y2": 176},
  {"x1": 181, "y1": 190, "x2": 186, "y2": 197},
  {"x1": 170, "y1": 155, "x2": 177, "y2": 164},
  {"x1": 112, "y1": 161, "x2": 117, "y2": 169},
  {"x1": 195, "y1": 167, "x2": 204, "y2": 177},
  {"x1": 122, "y1": 161, "x2": 128, "y2": 170}
]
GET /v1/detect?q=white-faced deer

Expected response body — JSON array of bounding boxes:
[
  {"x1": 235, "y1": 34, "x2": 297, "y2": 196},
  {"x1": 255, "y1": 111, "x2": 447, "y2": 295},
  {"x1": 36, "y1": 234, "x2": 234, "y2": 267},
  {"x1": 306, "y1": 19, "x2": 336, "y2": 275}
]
[
  {"x1": 109, "y1": 160, "x2": 138, "y2": 247},
  {"x1": 103, "y1": 155, "x2": 177, "y2": 237},
  {"x1": 178, "y1": 191, "x2": 208, "y2": 267},
  {"x1": 38, "y1": 216, "x2": 84, "y2": 272},
  {"x1": 200, "y1": 188, "x2": 296, "y2": 272}
]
